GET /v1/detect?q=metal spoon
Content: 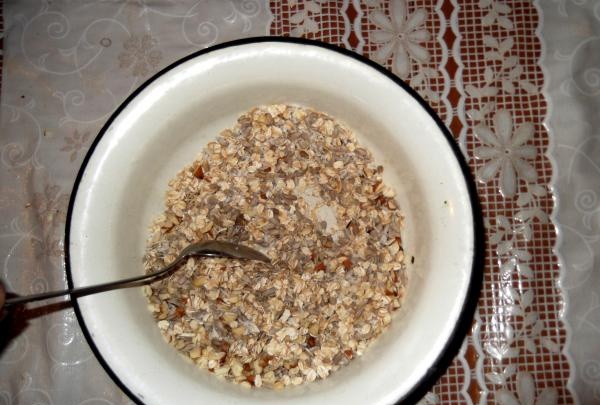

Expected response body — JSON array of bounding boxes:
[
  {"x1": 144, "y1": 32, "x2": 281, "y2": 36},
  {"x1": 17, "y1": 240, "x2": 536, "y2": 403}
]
[{"x1": 4, "y1": 240, "x2": 270, "y2": 307}]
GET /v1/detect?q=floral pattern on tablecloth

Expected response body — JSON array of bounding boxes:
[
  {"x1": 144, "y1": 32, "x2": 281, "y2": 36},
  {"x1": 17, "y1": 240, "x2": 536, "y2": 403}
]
[
  {"x1": 451, "y1": 1, "x2": 570, "y2": 403},
  {"x1": 540, "y1": 1, "x2": 600, "y2": 403},
  {"x1": 0, "y1": 2, "x2": 271, "y2": 404},
  {"x1": 0, "y1": 1, "x2": 577, "y2": 404}
]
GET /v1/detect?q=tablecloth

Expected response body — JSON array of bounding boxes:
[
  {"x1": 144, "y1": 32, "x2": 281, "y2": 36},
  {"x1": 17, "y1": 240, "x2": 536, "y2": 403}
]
[
  {"x1": 542, "y1": 2, "x2": 600, "y2": 403},
  {"x1": 0, "y1": 1, "x2": 596, "y2": 404}
]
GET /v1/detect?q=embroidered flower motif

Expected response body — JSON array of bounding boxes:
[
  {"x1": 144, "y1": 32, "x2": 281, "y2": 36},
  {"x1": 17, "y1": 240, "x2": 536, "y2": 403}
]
[
  {"x1": 33, "y1": 184, "x2": 68, "y2": 231},
  {"x1": 118, "y1": 34, "x2": 163, "y2": 77},
  {"x1": 369, "y1": 0, "x2": 431, "y2": 78},
  {"x1": 495, "y1": 372, "x2": 558, "y2": 405},
  {"x1": 60, "y1": 129, "x2": 91, "y2": 162},
  {"x1": 479, "y1": 35, "x2": 538, "y2": 96},
  {"x1": 478, "y1": 0, "x2": 513, "y2": 29},
  {"x1": 288, "y1": 0, "x2": 329, "y2": 37},
  {"x1": 474, "y1": 109, "x2": 537, "y2": 197},
  {"x1": 31, "y1": 183, "x2": 69, "y2": 258}
]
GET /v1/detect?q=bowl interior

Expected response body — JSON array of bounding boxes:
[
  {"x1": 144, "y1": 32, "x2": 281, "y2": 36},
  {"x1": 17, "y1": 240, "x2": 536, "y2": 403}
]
[{"x1": 69, "y1": 41, "x2": 476, "y2": 405}]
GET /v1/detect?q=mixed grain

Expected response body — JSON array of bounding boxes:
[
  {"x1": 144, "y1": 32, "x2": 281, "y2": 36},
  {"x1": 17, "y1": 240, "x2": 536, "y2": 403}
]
[{"x1": 143, "y1": 105, "x2": 406, "y2": 388}]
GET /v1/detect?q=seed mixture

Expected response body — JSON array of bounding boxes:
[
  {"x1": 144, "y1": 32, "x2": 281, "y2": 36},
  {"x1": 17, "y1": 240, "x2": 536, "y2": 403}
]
[{"x1": 143, "y1": 104, "x2": 406, "y2": 388}]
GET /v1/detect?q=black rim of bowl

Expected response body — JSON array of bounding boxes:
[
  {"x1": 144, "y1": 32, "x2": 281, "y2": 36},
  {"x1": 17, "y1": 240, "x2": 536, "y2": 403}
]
[{"x1": 64, "y1": 36, "x2": 485, "y2": 405}]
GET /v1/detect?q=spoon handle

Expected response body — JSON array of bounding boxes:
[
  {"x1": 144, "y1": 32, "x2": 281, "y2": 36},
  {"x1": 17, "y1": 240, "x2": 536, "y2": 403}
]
[
  {"x1": 4, "y1": 240, "x2": 269, "y2": 307},
  {"x1": 5, "y1": 258, "x2": 184, "y2": 307}
]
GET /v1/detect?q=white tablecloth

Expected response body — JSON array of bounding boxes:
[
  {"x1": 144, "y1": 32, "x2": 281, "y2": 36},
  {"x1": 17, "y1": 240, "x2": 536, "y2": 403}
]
[{"x1": 541, "y1": 1, "x2": 600, "y2": 402}]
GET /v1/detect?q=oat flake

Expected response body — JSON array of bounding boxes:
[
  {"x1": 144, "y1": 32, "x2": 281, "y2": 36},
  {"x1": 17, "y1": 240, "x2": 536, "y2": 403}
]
[{"x1": 143, "y1": 105, "x2": 407, "y2": 388}]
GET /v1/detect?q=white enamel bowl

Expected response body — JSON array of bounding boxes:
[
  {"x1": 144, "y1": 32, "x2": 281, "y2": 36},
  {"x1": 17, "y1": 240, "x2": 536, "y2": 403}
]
[{"x1": 66, "y1": 38, "x2": 483, "y2": 405}]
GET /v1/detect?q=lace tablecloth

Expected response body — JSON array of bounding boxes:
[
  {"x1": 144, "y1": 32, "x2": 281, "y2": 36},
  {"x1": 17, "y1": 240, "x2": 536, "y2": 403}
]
[{"x1": 0, "y1": 1, "x2": 596, "y2": 404}]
